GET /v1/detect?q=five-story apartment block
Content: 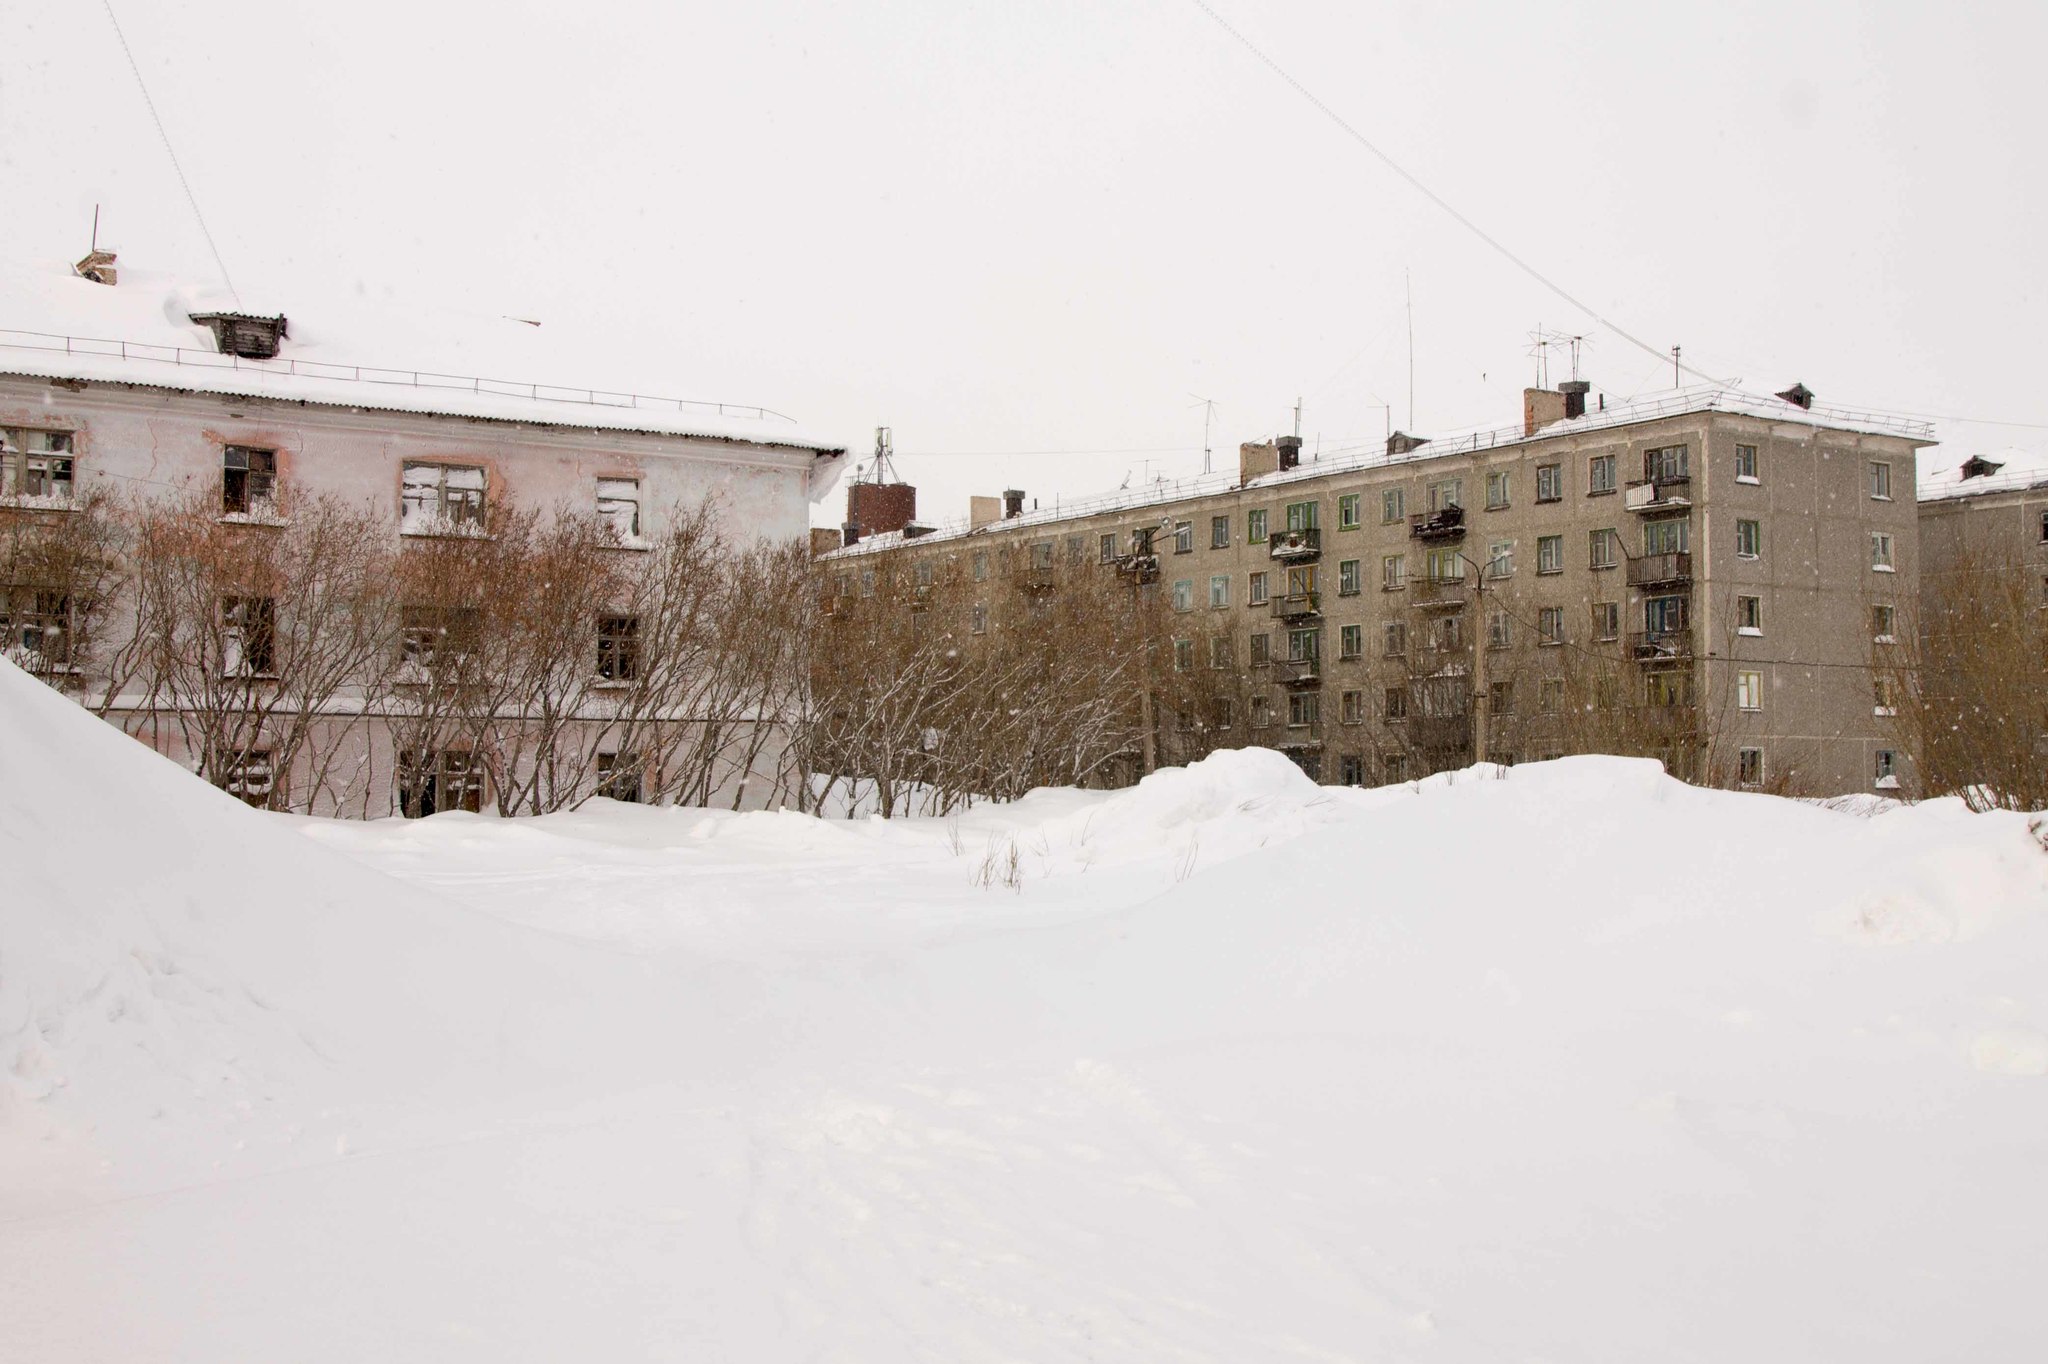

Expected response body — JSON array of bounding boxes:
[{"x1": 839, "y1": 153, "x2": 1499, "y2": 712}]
[{"x1": 822, "y1": 383, "x2": 1930, "y2": 795}]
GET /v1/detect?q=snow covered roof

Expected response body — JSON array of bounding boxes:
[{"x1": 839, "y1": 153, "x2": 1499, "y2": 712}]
[
  {"x1": 1916, "y1": 444, "x2": 2048, "y2": 503},
  {"x1": 0, "y1": 259, "x2": 846, "y2": 456},
  {"x1": 823, "y1": 384, "x2": 1938, "y2": 560}
]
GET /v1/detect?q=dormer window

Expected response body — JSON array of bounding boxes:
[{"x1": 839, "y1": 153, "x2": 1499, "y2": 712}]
[
  {"x1": 188, "y1": 312, "x2": 289, "y2": 359},
  {"x1": 1959, "y1": 455, "x2": 2006, "y2": 481}
]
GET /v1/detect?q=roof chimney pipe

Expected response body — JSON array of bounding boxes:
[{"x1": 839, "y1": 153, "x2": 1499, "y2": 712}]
[
  {"x1": 1276, "y1": 435, "x2": 1303, "y2": 472},
  {"x1": 1559, "y1": 379, "x2": 1590, "y2": 420},
  {"x1": 1002, "y1": 488, "x2": 1025, "y2": 519}
]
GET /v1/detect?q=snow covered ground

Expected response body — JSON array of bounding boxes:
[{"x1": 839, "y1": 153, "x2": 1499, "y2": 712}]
[{"x1": 5, "y1": 656, "x2": 2048, "y2": 1363}]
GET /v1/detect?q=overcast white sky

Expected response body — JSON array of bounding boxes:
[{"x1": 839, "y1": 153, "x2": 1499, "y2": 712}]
[{"x1": 3, "y1": 0, "x2": 2043, "y2": 524}]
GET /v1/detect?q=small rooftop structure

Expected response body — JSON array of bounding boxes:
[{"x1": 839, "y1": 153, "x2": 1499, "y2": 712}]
[{"x1": 188, "y1": 311, "x2": 290, "y2": 360}]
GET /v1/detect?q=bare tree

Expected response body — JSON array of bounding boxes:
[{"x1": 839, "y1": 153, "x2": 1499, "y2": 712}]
[{"x1": 1889, "y1": 543, "x2": 2047, "y2": 811}]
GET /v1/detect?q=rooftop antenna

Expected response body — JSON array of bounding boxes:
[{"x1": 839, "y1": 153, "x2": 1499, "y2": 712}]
[
  {"x1": 868, "y1": 426, "x2": 898, "y2": 484},
  {"x1": 1405, "y1": 269, "x2": 1417, "y2": 432},
  {"x1": 1670, "y1": 345, "x2": 1682, "y2": 389},
  {"x1": 1565, "y1": 332, "x2": 1586, "y2": 382},
  {"x1": 1293, "y1": 396, "x2": 1303, "y2": 440},
  {"x1": 90, "y1": 204, "x2": 100, "y2": 253},
  {"x1": 1189, "y1": 395, "x2": 1216, "y2": 474}
]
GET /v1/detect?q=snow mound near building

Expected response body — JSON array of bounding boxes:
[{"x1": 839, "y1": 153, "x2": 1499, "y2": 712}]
[{"x1": 0, "y1": 659, "x2": 637, "y2": 1198}]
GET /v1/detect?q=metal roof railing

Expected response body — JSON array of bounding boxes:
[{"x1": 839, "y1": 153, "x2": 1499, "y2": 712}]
[{"x1": 0, "y1": 328, "x2": 796, "y2": 424}]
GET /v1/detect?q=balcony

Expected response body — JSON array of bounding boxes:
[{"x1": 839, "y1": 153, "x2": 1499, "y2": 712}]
[
  {"x1": 1012, "y1": 563, "x2": 1058, "y2": 593},
  {"x1": 1623, "y1": 479, "x2": 1692, "y2": 513},
  {"x1": 1409, "y1": 505, "x2": 1467, "y2": 540},
  {"x1": 1273, "y1": 656, "x2": 1322, "y2": 687},
  {"x1": 1268, "y1": 526, "x2": 1322, "y2": 560},
  {"x1": 1269, "y1": 591, "x2": 1321, "y2": 621},
  {"x1": 1407, "y1": 715, "x2": 1472, "y2": 752},
  {"x1": 1275, "y1": 723, "x2": 1324, "y2": 751},
  {"x1": 1629, "y1": 630, "x2": 1694, "y2": 664},
  {"x1": 1114, "y1": 552, "x2": 1159, "y2": 584},
  {"x1": 1626, "y1": 551, "x2": 1693, "y2": 588},
  {"x1": 1408, "y1": 576, "x2": 1469, "y2": 609}
]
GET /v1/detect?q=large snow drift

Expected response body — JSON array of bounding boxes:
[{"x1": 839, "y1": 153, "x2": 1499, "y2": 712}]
[{"x1": 6, "y1": 656, "x2": 2048, "y2": 1362}]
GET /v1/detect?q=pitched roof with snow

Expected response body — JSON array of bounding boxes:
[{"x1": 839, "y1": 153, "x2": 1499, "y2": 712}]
[{"x1": 0, "y1": 260, "x2": 846, "y2": 456}]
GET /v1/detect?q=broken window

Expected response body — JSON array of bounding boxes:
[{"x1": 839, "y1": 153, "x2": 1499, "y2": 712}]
[
  {"x1": 596, "y1": 752, "x2": 643, "y2": 803},
  {"x1": 401, "y1": 605, "x2": 480, "y2": 669},
  {"x1": 597, "y1": 478, "x2": 641, "y2": 540},
  {"x1": 597, "y1": 614, "x2": 641, "y2": 681},
  {"x1": 0, "y1": 429, "x2": 76, "y2": 501},
  {"x1": 224, "y1": 748, "x2": 277, "y2": 809},
  {"x1": 220, "y1": 595, "x2": 277, "y2": 676},
  {"x1": 400, "y1": 462, "x2": 487, "y2": 532},
  {"x1": 222, "y1": 445, "x2": 278, "y2": 517},
  {"x1": 0, "y1": 586, "x2": 73, "y2": 670},
  {"x1": 397, "y1": 747, "x2": 483, "y2": 818}
]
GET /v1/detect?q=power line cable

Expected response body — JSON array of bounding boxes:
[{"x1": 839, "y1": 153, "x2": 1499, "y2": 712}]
[
  {"x1": 1185, "y1": 0, "x2": 1728, "y2": 388},
  {"x1": 101, "y1": 0, "x2": 241, "y2": 307}
]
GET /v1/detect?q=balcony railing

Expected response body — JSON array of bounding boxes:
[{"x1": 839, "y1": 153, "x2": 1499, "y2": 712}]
[
  {"x1": 1270, "y1": 591, "x2": 1321, "y2": 621},
  {"x1": 1114, "y1": 552, "x2": 1159, "y2": 583},
  {"x1": 1408, "y1": 575, "x2": 1468, "y2": 608},
  {"x1": 1629, "y1": 629, "x2": 1694, "y2": 663},
  {"x1": 1273, "y1": 656, "x2": 1322, "y2": 686},
  {"x1": 1407, "y1": 715, "x2": 1472, "y2": 751},
  {"x1": 1626, "y1": 551, "x2": 1693, "y2": 587},
  {"x1": 1275, "y1": 723, "x2": 1324, "y2": 750},
  {"x1": 1623, "y1": 479, "x2": 1692, "y2": 512},
  {"x1": 1409, "y1": 505, "x2": 1467, "y2": 540},
  {"x1": 1268, "y1": 526, "x2": 1322, "y2": 560}
]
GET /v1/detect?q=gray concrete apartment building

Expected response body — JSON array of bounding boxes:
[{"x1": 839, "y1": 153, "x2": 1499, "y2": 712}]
[
  {"x1": 821, "y1": 383, "x2": 1932, "y2": 796},
  {"x1": 1918, "y1": 451, "x2": 2048, "y2": 585}
]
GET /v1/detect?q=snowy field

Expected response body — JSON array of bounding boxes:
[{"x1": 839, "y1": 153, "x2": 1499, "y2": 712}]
[{"x1": 5, "y1": 657, "x2": 2048, "y2": 1363}]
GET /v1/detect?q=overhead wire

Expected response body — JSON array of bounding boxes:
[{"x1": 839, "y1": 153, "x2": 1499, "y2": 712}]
[
  {"x1": 101, "y1": 0, "x2": 241, "y2": 306},
  {"x1": 1185, "y1": 0, "x2": 1730, "y2": 389}
]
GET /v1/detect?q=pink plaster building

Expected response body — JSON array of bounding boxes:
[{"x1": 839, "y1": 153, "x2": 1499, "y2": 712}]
[{"x1": 1, "y1": 257, "x2": 845, "y2": 814}]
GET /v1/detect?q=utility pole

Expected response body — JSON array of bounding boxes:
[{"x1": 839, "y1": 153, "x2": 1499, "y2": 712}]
[{"x1": 1465, "y1": 549, "x2": 1491, "y2": 766}]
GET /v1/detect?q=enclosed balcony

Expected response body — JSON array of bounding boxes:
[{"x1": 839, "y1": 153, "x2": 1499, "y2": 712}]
[
  {"x1": 1407, "y1": 715, "x2": 1472, "y2": 753},
  {"x1": 1273, "y1": 656, "x2": 1322, "y2": 687},
  {"x1": 1269, "y1": 591, "x2": 1321, "y2": 621},
  {"x1": 1626, "y1": 551, "x2": 1693, "y2": 588},
  {"x1": 1408, "y1": 505, "x2": 1466, "y2": 540},
  {"x1": 1623, "y1": 479, "x2": 1692, "y2": 513},
  {"x1": 1629, "y1": 630, "x2": 1694, "y2": 664},
  {"x1": 1268, "y1": 526, "x2": 1322, "y2": 561}
]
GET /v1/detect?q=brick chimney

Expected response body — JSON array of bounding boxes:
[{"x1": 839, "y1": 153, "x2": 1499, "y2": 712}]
[
  {"x1": 1277, "y1": 435, "x2": 1303, "y2": 471},
  {"x1": 969, "y1": 495, "x2": 1003, "y2": 529},
  {"x1": 1239, "y1": 439, "x2": 1280, "y2": 484},
  {"x1": 810, "y1": 527, "x2": 844, "y2": 556},
  {"x1": 1523, "y1": 388, "x2": 1569, "y2": 436},
  {"x1": 1002, "y1": 489, "x2": 1025, "y2": 519}
]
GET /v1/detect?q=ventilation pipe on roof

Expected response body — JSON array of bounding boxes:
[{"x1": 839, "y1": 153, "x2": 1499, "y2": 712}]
[{"x1": 1002, "y1": 489, "x2": 1025, "y2": 519}]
